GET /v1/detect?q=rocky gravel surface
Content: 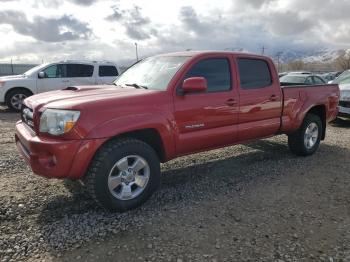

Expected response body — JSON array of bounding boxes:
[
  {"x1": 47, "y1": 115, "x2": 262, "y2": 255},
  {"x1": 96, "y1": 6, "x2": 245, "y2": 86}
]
[{"x1": 1, "y1": 108, "x2": 350, "y2": 261}]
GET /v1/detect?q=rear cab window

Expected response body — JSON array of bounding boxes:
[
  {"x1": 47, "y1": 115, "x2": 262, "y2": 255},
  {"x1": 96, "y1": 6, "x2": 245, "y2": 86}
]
[
  {"x1": 184, "y1": 58, "x2": 231, "y2": 92},
  {"x1": 99, "y1": 66, "x2": 119, "y2": 77},
  {"x1": 237, "y1": 58, "x2": 272, "y2": 89}
]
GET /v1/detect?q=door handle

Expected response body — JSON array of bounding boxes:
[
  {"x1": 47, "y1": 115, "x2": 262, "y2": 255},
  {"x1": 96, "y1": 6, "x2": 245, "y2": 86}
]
[
  {"x1": 225, "y1": 98, "x2": 237, "y2": 106},
  {"x1": 62, "y1": 80, "x2": 70, "y2": 83},
  {"x1": 269, "y1": 94, "x2": 278, "y2": 101}
]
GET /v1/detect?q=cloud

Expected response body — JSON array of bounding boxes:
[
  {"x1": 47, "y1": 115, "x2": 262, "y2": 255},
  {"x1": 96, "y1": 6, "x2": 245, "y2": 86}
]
[
  {"x1": 31, "y1": 0, "x2": 99, "y2": 8},
  {"x1": 265, "y1": 11, "x2": 315, "y2": 36},
  {"x1": 238, "y1": 0, "x2": 277, "y2": 9},
  {"x1": 178, "y1": 6, "x2": 209, "y2": 34},
  {"x1": 68, "y1": 0, "x2": 96, "y2": 6},
  {"x1": 0, "y1": 10, "x2": 92, "y2": 42},
  {"x1": 106, "y1": 5, "x2": 156, "y2": 40},
  {"x1": 105, "y1": 4, "x2": 124, "y2": 21},
  {"x1": 1, "y1": 1, "x2": 350, "y2": 65}
]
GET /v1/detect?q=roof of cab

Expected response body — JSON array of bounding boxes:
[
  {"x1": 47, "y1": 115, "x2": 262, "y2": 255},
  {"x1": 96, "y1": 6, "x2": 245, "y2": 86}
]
[{"x1": 156, "y1": 50, "x2": 267, "y2": 59}]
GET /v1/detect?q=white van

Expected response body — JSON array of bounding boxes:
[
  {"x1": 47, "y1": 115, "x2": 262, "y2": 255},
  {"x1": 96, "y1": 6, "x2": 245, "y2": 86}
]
[{"x1": 0, "y1": 60, "x2": 119, "y2": 111}]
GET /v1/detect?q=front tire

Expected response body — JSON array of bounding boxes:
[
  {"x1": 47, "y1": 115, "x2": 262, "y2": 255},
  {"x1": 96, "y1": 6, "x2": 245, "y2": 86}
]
[
  {"x1": 288, "y1": 113, "x2": 322, "y2": 156},
  {"x1": 6, "y1": 89, "x2": 32, "y2": 112},
  {"x1": 85, "y1": 138, "x2": 161, "y2": 212}
]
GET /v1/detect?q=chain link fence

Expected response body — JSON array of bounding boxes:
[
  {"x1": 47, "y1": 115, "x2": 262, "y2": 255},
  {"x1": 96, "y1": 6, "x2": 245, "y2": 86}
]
[{"x1": 0, "y1": 61, "x2": 38, "y2": 76}]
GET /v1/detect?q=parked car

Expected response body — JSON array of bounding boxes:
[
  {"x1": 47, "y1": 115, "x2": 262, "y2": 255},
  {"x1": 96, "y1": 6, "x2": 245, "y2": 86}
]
[
  {"x1": 278, "y1": 72, "x2": 288, "y2": 78},
  {"x1": 287, "y1": 71, "x2": 312, "y2": 75},
  {"x1": 330, "y1": 70, "x2": 350, "y2": 117},
  {"x1": 279, "y1": 74, "x2": 326, "y2": 86},
  {"x1": 321, "y1": 71, "x2": 342, "y2": 82},
  {"x1": 0, "y1": 60, "x2": 119, "y2": 111},
  {"x1": 15, "y1": 51, "x2": 339, "y2": 212},
  {"x1": 331, "y1": 70, "x2": 350, "y2": 84}
]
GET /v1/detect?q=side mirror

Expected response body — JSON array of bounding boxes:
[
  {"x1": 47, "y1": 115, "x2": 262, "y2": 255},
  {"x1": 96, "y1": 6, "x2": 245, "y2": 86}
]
[
  {"x1": 181, "y1": 77, "x2": 207, "y2": 94},
  {"x1": 38, "y1": 71, "x2": 45, "y2": 79}
]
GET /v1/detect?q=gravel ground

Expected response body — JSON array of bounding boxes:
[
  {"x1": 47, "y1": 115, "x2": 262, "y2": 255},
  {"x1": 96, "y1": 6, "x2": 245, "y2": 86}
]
[{"x1": 1, "y1": 107, "x2": 350, "y2": 262}]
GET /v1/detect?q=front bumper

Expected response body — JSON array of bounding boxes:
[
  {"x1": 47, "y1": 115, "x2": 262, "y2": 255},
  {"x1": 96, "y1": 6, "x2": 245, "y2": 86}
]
[{"x1": 15, "y1": 121, "x2": 105, "y2": 179}]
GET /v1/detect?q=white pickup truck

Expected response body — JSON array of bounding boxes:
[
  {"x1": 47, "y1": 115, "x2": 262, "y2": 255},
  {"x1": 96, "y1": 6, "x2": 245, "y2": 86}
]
[{"x1": 0, "y1": 60, "x2": 119, "y2": 111}]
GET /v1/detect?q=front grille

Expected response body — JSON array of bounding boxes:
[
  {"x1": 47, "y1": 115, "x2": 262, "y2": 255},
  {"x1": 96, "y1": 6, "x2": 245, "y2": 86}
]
[
  {"x1": 21, "y1": 105, "x2": 35, "y2": 129},
  {"x1": 339, "y1": 101, "x2": 350, "y2": 108}
]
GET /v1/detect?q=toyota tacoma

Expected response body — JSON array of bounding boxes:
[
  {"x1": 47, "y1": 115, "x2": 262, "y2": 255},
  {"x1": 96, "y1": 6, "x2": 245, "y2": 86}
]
[{"x1": 15, "y1": 51, "x2": 340, "y2": 211}]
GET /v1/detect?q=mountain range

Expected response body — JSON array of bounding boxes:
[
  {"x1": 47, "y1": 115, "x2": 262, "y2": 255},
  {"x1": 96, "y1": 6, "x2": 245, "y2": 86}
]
[{"x1": 275, "y1": 48, "x2": 350, "y2": 64}]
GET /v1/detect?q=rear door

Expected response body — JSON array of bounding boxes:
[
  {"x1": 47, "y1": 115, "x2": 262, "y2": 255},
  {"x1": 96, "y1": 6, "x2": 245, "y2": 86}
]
[
  {"x1": 236, "y1": 57, "x2": 282, "y2": 141},
  {"x1": 173, "y1": 56, "x2": 239, "y2": 155},
  {"x1": 97, "y1": 65, "x2": 119, "y2": 84},
  {"x1": 66, "y1": 64, "x2": 95, "y2": 86}
]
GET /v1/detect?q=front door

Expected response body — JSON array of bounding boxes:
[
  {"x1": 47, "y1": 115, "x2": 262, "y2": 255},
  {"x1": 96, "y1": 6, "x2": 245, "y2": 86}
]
[
  {"x1": 37, "y1": 64, "x2": 71, "y2": 92},
  {"x1": 173, "y1": 56, "x2": 239, "y2": 155}
]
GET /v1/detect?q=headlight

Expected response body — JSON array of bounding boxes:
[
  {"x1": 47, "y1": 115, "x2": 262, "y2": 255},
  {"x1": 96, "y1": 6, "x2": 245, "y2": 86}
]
[
  {"x1": 39, "y1": 109, "x2": 80, "y2": 136},
  {"x1": 0, "y1": 81, "x2": 6, "y2": 87}
]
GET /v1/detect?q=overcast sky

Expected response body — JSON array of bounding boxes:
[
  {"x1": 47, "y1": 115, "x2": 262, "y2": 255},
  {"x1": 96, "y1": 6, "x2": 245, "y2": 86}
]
[{"x1": 0, "y1": 0, "x2": 349, "y2": 65}]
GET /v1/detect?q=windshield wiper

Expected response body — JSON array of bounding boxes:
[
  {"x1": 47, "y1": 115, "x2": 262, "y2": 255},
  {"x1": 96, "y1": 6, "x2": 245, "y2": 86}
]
[
  {"x1": 113, "y1": 82, "x2": 123, "y2": 87},
  {"x1": 125, "y1": 83, "x2": 148, "y2": 89}
]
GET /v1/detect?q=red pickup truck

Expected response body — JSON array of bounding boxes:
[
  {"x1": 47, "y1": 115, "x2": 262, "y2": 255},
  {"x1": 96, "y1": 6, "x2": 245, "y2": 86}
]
[{"x1": 15, "y1": 51, "x2": 339, "y2": 211}]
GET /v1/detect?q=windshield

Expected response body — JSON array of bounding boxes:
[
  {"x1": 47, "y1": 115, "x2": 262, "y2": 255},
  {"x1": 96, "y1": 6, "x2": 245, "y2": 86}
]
[
  {"x1": 114, "y1": 56, "x2": 189, "y2": 90},
  {"x1": 280, "y1": 75, "x2": 306, "y2": 83},
  {"x1": 24, "y1": 63, "x2": 49, "y2": 76},
  {"x1": 333, "y1": 70, "x2": 350, "y2": 85}
]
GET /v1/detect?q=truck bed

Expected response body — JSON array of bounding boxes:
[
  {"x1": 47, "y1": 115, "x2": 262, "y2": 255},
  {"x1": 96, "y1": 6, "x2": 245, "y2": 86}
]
[{"x1": 280, "y1": 84, "x2": 339, "y2": 134}]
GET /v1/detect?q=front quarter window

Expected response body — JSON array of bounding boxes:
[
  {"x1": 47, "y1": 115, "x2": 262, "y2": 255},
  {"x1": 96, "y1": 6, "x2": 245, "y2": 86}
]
[
  {"x1": 114, "y1": 56, "x2": 189, "y2": 90},
  {"x1": 42, "y1": 64, "x2": 67, "y2": 78}
]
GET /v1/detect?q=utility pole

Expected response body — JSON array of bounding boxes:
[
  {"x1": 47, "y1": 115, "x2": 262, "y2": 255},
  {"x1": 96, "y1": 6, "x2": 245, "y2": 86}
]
[
  {"x1": 10, "y1": 58, "x2": 14, "y2": 75},
  {"x1": 276, "y1": 52, "x2": 283, "y2": 72},
  {"x1": 135, "y1": 42, "x2": 139, "y2": 62},
  {"x1": 261, "y1": 46, "x2": 267, "y2": 55}
]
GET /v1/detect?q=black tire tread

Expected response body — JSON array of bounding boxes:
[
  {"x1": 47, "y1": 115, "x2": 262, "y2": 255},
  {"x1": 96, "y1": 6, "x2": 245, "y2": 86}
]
[
  {"x1": 84, "y1": 138, "x2": 160, "y2": 212},
  {"x1": 5, "y1": 88, "x2": 32, "y2": 112},
  {"x1": 288, "y1": 113, "x2": 322, "y2": 156}
]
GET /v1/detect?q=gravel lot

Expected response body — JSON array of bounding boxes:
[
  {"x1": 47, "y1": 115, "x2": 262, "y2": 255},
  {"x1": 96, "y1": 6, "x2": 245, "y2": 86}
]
[{"x1": 1, "y1": 107, "x2": 350, "y2": 262}]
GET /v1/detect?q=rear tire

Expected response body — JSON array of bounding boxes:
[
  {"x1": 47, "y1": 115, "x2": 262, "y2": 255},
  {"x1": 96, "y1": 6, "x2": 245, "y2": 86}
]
[
  {"x1": 85, "y1": 138, "x2": 161, "y2": 212},
  {"x1": 288, "y1": 113, "x2": 322, "y2": 156},
  {"x1": 6, "y1": 89, "x2": 32, "y2": 112}
]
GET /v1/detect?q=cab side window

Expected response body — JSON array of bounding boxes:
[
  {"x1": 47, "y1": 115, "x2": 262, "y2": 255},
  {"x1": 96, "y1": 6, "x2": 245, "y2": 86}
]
[
  {"x1": 67, "y1": 64, "x2": 94, "y2": 77},
  {"x1": 313, "y1": 76, "x2": 325, "y2": 84},
  {"x1": 305, "y1": 77, "x2": 313, "y2": 84},
  {"x1": 185, "y1": 58, "x2": 231, "y2": 92},
  {"x1": 238, "y1": 58, "x2": 272, "y2": 89},
  {"x1": 99, "y1": 66, "x2": 119, "y2": 77}
]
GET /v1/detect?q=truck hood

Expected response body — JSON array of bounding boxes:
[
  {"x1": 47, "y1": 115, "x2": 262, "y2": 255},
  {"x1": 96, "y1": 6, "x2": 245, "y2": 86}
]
[{"x1": 24, "y1": 85, "x2": 158, "y2": 111}]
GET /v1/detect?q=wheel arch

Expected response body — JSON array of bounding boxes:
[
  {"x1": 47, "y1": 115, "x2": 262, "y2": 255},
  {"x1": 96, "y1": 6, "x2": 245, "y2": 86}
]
[
  {"x1": 97, "y1": 128, "x2": 167, "y2": 163},
  {"x1": 5, "y1": 87, "x2": 34, "y2": 102}
]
